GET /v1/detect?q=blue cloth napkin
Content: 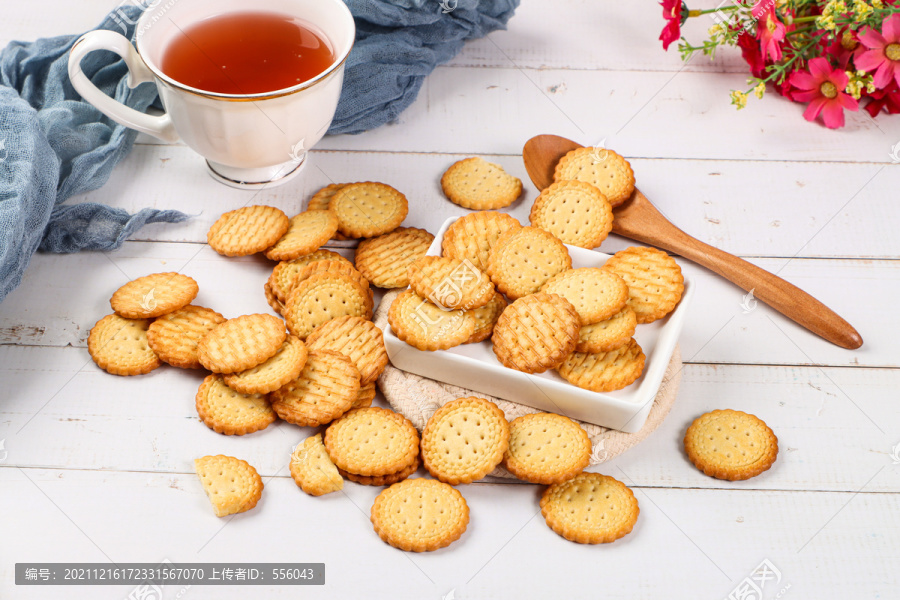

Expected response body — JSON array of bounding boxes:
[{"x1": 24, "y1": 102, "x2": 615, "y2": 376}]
[{"x1": 0, "y1": 0, "x2": 519, "y2": 303}]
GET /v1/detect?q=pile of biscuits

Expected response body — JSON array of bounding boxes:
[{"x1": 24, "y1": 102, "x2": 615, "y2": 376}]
[
  {"x1": 387, "y1": 151, "x2": 685, "y2": 393},
  {"x1": 84, "y1": 150, "x2": 778, "y2": 550}
]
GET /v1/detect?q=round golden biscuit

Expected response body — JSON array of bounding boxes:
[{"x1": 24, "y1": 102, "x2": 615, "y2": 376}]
[
  {"x1": 339, "y1": 457, "x2": 419, "y2": 487},
  {"x1": 283, "y1": 272, "x2": 373, "y2": 340},
  {"x1": 270, "y1": 350, "x2": 361, "y2": 427},
  {"x1": 486, "y1": 226, "x2": 571, "y2": 300},
  {"x1": 269, "y1": 250, "x2": 351, "y2": 303},
  {"x1": 305, "y1": 316, "x2": 388, "y2": 386},
  {"x1": 421, "y1": 397, "x2": 510, "y2": 485},
  {"x1": 529, "y1": 180, "x2": 613, "y2": 248},
  {"x1": 307, "y1": 183, "x2": 347, "y2": 211},
  {"x1": 441, "y1": 211, "x2": 521, "y2": 272},
  {"x1": 466, "y1": 291, "x2": 507, "y2": 344},
  {"x1": 324, "y1": 407, "x2": 419, "y2": 477},
  {"x1": 540, "y1": 267, "x2": 628, "y2": 324},
  {"x1": 388, "y1": 289, "x2": 476, "y2": 351},
  {"x1": 194, "y1": 455, "x2": 264, "y2": 518},
  {"x1": 354, "y1": 227, "x2": 435, "y2": 289},
  {"x1": 503, "y1": 412, "x2": 592, "y2": 485},
  {"x1": 197, "y1": 314, "x2": 287, "y2": 374},
  {"x1": 352, "y1": 382, "x2": 377, "y2": 410},
  {"x1": 440, "y1": 157, "x2": 522, "y2": 210},
  {"x1": 264, "y1": 210, "x2": 339, "y2": 261},
  {"x1": 207, "y1": 205, "x2": 290, "y2": 256},
  {"x1": 289, "y1": 261, "x2": 372, "y2": 304},
  {"x1": 491, "y1": 293, "x2": 580, "y2": 374},
  {"x1": 684, "y1": 409, "x2": 778, "y2": 481},
  {"x1": 407, "y1": 256, "x2": 494, "y2": 310},
  {"x1": 602, "y1": 246, "x2": 685, "y2": 324},
  {"x1": 553, "y1": 147, "x2": 635, "y2": 207},
  {"x1": 263, "y1": 280, "x2": 285, "y2": 315},
  {"x1": 88, "y1": 314, "x2": 161, "y2": 376},
  {"x1": 110, "y1": 272, "x2": 199, "y2": 319},
  {"x1": 576, "y1": 306, "x2": 637, "y2": 353},
  {"x1": 557, "y1": 338, "x2": 646, "y2": 393},
  {"x1": 541, "y1": 473, "x2": 639, "y2": 544},
  {"x1": 330, "y1": 182, "x2": 408, "y2": 238},
  {"x1": 290, "y1": 433, "x2": 344, "y2": 496},
  {"x1": 370, "y1": 478, "x2": 469, "y2": 552},
  {"x1": 195, "y1": 374, "x2": 276, "y2": 435},
  {"x1": 223, "y1": 335, "x2": 308, "y2": 395},
  {"x1": 147, "y1": 305, "x2": 226, "y2": 369}
]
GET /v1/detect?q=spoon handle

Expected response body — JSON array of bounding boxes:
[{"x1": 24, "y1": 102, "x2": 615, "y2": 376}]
[{"x1": 623, "y1": 218, "x2": 863, "y2": 350}]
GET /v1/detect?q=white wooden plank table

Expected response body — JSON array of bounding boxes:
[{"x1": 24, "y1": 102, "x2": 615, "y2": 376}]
[{"x1": 2, "y1": 1, "x2": 899, "y2": 598}]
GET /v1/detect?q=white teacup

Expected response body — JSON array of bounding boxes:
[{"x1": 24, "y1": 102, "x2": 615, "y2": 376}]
[{"x1": 68, "y1": 0, "x2": 355, "y2": 188}]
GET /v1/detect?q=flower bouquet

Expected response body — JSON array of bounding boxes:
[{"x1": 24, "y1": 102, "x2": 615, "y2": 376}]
[{"x1": 660, "y1": 0, "x2": 900, "y2": 127}]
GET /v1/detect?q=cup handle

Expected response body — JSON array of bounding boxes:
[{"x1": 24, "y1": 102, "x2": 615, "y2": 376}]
[{"x1": 68, "y1": 30, "x2": 179, "y2": 143}]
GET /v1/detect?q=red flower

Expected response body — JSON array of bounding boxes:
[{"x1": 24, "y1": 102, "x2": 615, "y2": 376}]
[
  {"x1": 789, "y1": 57, "x2": 858, "y2": 128},
  {"x1": 737, "y1": 31, "x2": 767, "y2": 78},
  {"x1": 752, "y1": 1, "x2": 787, "y2": 61},
  {"x1": 856, "y1": 14, "x2": 900, "y2": 89},
  {"x1": 864, "y1": 82, "x2": 900, "y2": 117},
  {"x1": 660, "y1": 0, "x2": 683, "y2": 50}
]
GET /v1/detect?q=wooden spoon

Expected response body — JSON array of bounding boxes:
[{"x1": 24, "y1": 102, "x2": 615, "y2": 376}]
[{"x1": 522, "y1": 134, "x2": 863, "y2": 350}]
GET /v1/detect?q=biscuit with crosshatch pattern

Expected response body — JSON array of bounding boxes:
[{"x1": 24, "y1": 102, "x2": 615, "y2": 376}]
[
  {"x1": 553, "y1": 147, "x2": 635, "y2": 207},
  {"x1": 530, "y1": 180, "x2": 613, "y2": 248},
  {"x1": 388, "y1": 289, "x2": 476, "y2": 351},
  {"x1": 352, "y1": 382, "x2": 377, "y2": 410},
  {"x1": 603, "y1": 246, "x2": 684, "y2": 324},
  {"x1": 270, "y1": 350, "x2": 361, "y2": 427},
  {"x1": 307, "y1": 183, "x2": 347, "y2": 211},
  {"x1": 541, "y1": 473, "x2": 639, "y2": 544},
  {"x1": 194, "y1": 455, "x2": 264, "y2": 517},
  {"x1": 370, "y1": 478, "x2": 469, "y2": 552},
  {"x1": 466, "y1": 291, "x2": 507, "y2": 344},
  {"x1": 305, "y1": 315, "x2": 388, "y2": 386},
  {"x1": 540, "y1": 267, "x2": 628, "y2": 325},
  {"x1": 338, "y1": 457, "x2": 419, "y2": 487},
  {"x1": 291, "y1": 260, "x2": 372, "y2": 300},
  {"x1": 269, "y1": 250, "x2": 352, "y2": 303},
  {"x1": 207, "y1": 205, "x2": 290, "y2": 256},
  {"x1": 486, "y1": 226, "x2": 572, "y2": 300},
  {"x1": 264, "y1": 281, "x2": 285, "y2": 315},
  {"x1": 441, "y1": 211, "x2": 521, "y2": 273},
  {"x1": 197, "y1": 313, "x2": 287, "y2": 374},
  {"x1": 354, "y1": 227, "x2": 435, "y2": 289},
  {"x1": 110, "y1": 272, "x2": 199, "y2": 319},
  {"x1": 195, "y1": 374, "x2": 276, "y2": 435},
  {"x1": 421, "y1": 397, "x2": 510, "y2": 485},
  {"x1": 283, "y1": 272, "x2": 373, "y2": 340},
  {"x1": 557, "y1": 338, "x2": 646, "y2": 392},
  {"x1": 147, "y1": 305, "x2": 226, "y2": 369},
  {"x1": 440, "y1": 157, "x2": 523, "y2": 210},
  {"x1": 330, "y1": 182, "x2": 408, "y2": 238},
  {"x1": 223, "y1": 335, "x2": 308, "y2": 395},
  {"x1": 88, "y1": 314, "x2": 161, "y2": 376},
  {"x1": 407, "y1": 256, "x2": 494, "y2": 310},
  {"x1": 324, "y1": 407, "x2": 419, "y2": 477},
  {"x1": 684, "y1": 409, "x2": 778, "y2": 481},
  {"x1": 264, "y1": 210, "x2": 339, "y2": 261},
  {"x1": 290, "y1": 433, "x2": 344, "y2": 496},
  {"x1": 576, "y1": 306, "x2": 637, "y2": 353},
  {"x1": 503, "y1": 412, "x2": 592, "y2": 485},
  {"x1": 491, "y1": 293, "x2": 580, "y2": 374}
]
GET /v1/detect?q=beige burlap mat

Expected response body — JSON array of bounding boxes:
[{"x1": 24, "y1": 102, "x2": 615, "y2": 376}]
[{"x1": 373, "y1": 290, "x2": 682, "y2": 479}]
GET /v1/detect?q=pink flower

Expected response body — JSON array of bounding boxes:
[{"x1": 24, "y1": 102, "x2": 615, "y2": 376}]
[
  {"x1": 789, "y1": 58, "x2": 858, "y2": 128},
  {"x1": 856, "y1": 14, "x2": 900, "y2": 89},
  {"x1": 660, "y1": 0, "x2": 683, "y2": 50},
  {"x1": 752, "y1": 0, "x2": 786, "y2": 61}
]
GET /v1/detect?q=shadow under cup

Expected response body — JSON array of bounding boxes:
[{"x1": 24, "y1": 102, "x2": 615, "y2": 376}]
[{"x1": 135, "y1": 0, "x2": 355, "y2": 187}]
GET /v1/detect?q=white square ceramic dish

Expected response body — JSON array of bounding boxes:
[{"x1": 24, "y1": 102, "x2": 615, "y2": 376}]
[{"x1": 384, "y1": 217, "x2": 694, "y2": 433}]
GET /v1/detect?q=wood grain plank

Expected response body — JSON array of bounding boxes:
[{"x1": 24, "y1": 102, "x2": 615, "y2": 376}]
[
  {"x1": 65, "y1": 145, "x2": 900, "y2": 260},
  {"x1": 2, "y1": 348, "x2": 897, "y2": 493},
  {"x1": 1, "y1": 467, "x2": 897, "y2": 598},
  {"x1": 0, "y1": 241, "x2": 889, "y2": 369}
]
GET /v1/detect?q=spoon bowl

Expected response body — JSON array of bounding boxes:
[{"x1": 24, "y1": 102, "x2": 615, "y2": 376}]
[{"x1": 522, "y1": 134, "x2": 863, "y2": 350}]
